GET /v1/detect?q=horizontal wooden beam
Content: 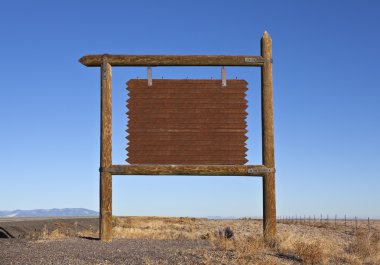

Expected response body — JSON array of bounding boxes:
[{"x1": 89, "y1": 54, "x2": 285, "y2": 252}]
[
  {"x1": 101, "y1": 165, "x2": 274, "y2": 176},
  {"x1": 79, "y1": 55, "x2": 270, "y2": 67}
]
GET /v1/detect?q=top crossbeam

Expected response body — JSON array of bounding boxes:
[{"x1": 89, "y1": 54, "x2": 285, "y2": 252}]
[{"x1": 79, "y1": 54, "x2": 271, "y2": 67}]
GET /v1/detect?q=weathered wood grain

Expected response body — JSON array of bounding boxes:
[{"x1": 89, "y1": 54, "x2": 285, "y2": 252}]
[
  {"x1": 127, "y1": 108, "x2": 248, "y2": 114},
  {"x1": 127, "y1": 128, "x2": 248, "y2": 133},
  {"x1": 127, "y1": 123, "x2": 247, "y2": 130},
  {"x1": 127, "y1": 103, "x2": 247, "y2": 109},
  {"x1": 126, "y1": 145, "x2": 248, "y2": 151},
  {"x1": 126, "y1": 150, "x2": 245, "y2": 156},
  {"x1": 80, "y1": 55, "x2": 269, "y2": 67},
  {"x1": 126, "y1": 133, "x2": 248, "y2": 141},
  {"x1": 127, "y1": 79, "x2": 248, "y2": 88},
  {"x1": 126, "y1": 113, "x2": 247, "y2": 120},
  {"x1": 128, "y1": 93, "x2": 247, "y2": 99},
  {"x1": 105, "y1": 165, "x2": 271, "y2": 176},
  {"x1": 261, "y1": 31, "x2": 276, "y2": 240},
  {"x1": 126, "y1": 159, "x2": 248, "y2": 165},
  {"x1": 127, "y1": 98, "x2": 248, "y2": 104},
  {"x1": 127, "y1": 140, "x2": 246, "y2": 146},
  {"x1": 100, "y1": 57, "x2": 112, "y2": 242}
]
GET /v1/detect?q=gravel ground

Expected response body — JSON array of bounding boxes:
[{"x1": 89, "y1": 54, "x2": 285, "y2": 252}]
[{"x1": 0, "y1": 237, "x2": 210, "y2": 265}]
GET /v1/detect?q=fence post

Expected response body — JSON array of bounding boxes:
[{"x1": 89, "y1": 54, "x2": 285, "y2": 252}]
[
  {"x1": 344, "y1": 214, "x2": 347, "y2": 234},
  {"x1": 327, "y1": 214, "x2": 329, "y2": 227},
  {"x1": 355, "y1": 216, "x2": 357, "y2": 234},
  {"x1": 368, "y1": 217, "x2": 370, "y2": 233}
]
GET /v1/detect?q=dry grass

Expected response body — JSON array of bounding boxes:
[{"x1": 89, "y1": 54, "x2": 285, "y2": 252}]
[
  {"x1": 38, "y1": 216, "x2": 380, "y2": 264},
  {"x1": 293, "y1": 240, "x2": 324, "y2": 264},
  {"x1": 112, "y1": 216, "x2": 380, "y2": 265},
  {"x1": 37, "y1": 224, "x2": 98, "y2": 241},
  {"x1": 112, "y1": 216, "x2": 203, "y2": 240},
  {"x1": 346, "y1": 231, "x2": 380, "y2": 263}
]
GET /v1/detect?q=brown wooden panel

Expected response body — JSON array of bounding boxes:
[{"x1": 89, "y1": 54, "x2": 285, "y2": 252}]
[
  {"x1": 127, "y1": 128, "x2": 248, "y2": 133},
  {"x1": 126, "y1": 158, "x2": 248, "y2": 165},
  {"x1": 126, "y1": 145, "x2": 248, "y2": 151},
  {"x1": 127, "y1": 123, "x2": 246, "y2": 130},
  {"x1": 127, "y1": 140, "x2": 246, "y2": 146},
  {"x1": 127, "y1": 103, "x2": 247, "y2": 109},
  {"x1": 127, "y1": 108, "x2": 248, "y2": 114},
  {"x1": 129, "y1": 120, "x2": 246, "y2": 126},
  {"x1": 127, "y1": 118, "x2": 246, "y2": 124},
  {"x1": 126, "y1": 150, "x2": 246, "y2": 156},
  {"x1": 126, "y1": 79, "x2": 248, "y2": 165},
  {"x1": 127, "y1": 113, "x2": 247, "y2": 119},
  {"x1": 127, "y1": 98, "x2": 248, "y2": 104},
  {"x1": 126, "y1": 133, "x2": 248, "y2": 141},
  {"x1": 127, "y1": 79, "x2": 248, "y2": 89},
  {"x1": 128, "y1": 93, "x2": 247, "y2": 99}
]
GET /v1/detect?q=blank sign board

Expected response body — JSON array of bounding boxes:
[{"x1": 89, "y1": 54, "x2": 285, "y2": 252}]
[{"x1": 126, "y1": 79, "x2": 248, "y2": 165}]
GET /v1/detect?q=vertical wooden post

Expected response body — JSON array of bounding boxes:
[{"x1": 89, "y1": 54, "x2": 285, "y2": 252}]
[
  {"x1": 368, "y1": 217, "x2": 370, "y2": 233},
  {"x1": 261, "y1": 31, "x2": 276, "y2": 240},
  {"x1": 100, "y1": 56, "x2": 112, "y2": 241},
  {"x1": 355, "y1": 216, "x2": 358, "y2": 234},
  {"x1": 345, "y1": 214, "x2": 347, "y2": 234}
]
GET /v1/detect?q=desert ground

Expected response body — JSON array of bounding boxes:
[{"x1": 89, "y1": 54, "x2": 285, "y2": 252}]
[{"x1": 0, "y1": 216, "x2": 379, "y2": 265}]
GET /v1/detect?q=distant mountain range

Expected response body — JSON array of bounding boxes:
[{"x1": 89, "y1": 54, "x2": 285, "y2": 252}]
[
  {"x1": 0, "y1": 208, "x2": 98, "y2": 218},
  {"x1": 206, "y1": 216, "x2": 239, "y2": 220}
]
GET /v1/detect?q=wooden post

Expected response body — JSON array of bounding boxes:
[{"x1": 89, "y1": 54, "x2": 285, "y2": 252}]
[
  {"x1": 261, "y1": 31, "x2": 276, "y2": 240},
  {"x1": 368, "y1": 217, "x2": 370, "y2": 233},
  {"x1": 327, "y1": 214, "x2": 329, "y2": 227},
  {"x1": 345, "y1": 214, "x2": 347, "y2": 234},
  {"x1": 355, "y1": 216, "x2": 357, "y2": 234},
  {"x1": 100, "y1": 56, "x2": 113, "y2": 241}
]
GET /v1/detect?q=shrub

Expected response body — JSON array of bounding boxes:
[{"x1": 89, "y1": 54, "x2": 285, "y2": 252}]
[{"x1": 293, "y1": 240, "x2": 324, "y2": 265}]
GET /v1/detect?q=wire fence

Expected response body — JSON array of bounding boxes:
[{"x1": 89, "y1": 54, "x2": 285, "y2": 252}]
[{"x1": 276, "y1": 215, "x2": 376, "y2": 235}]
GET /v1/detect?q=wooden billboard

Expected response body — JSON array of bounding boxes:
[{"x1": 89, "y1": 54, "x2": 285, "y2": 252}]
[
  {"x1": 126, "y1": 79, "x2": 248, "y2": 165},
  {"x1": 79, "y1": 31, "x2": 276, "y2": 242}
]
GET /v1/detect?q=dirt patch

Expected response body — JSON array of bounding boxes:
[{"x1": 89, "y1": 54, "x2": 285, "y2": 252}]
[{"x1": 0, "y1": 217, "x2": 98, "y2": 239}]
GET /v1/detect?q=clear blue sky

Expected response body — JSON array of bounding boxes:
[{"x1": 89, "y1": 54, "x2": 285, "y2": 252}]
[{"x1": 0, "y1": 1, "x2": 379, "y2": 218}]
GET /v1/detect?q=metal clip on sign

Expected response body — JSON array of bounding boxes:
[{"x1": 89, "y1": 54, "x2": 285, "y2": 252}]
[
  {"x1": 148, "y1": 66, "x2": 152, "y2": 86},
  {"x1": 247, "y1": 167, "x2": 275, "y2": 174},
  {"x1": 221, "y1": 66, "x2": 227, "y2": 87}
]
